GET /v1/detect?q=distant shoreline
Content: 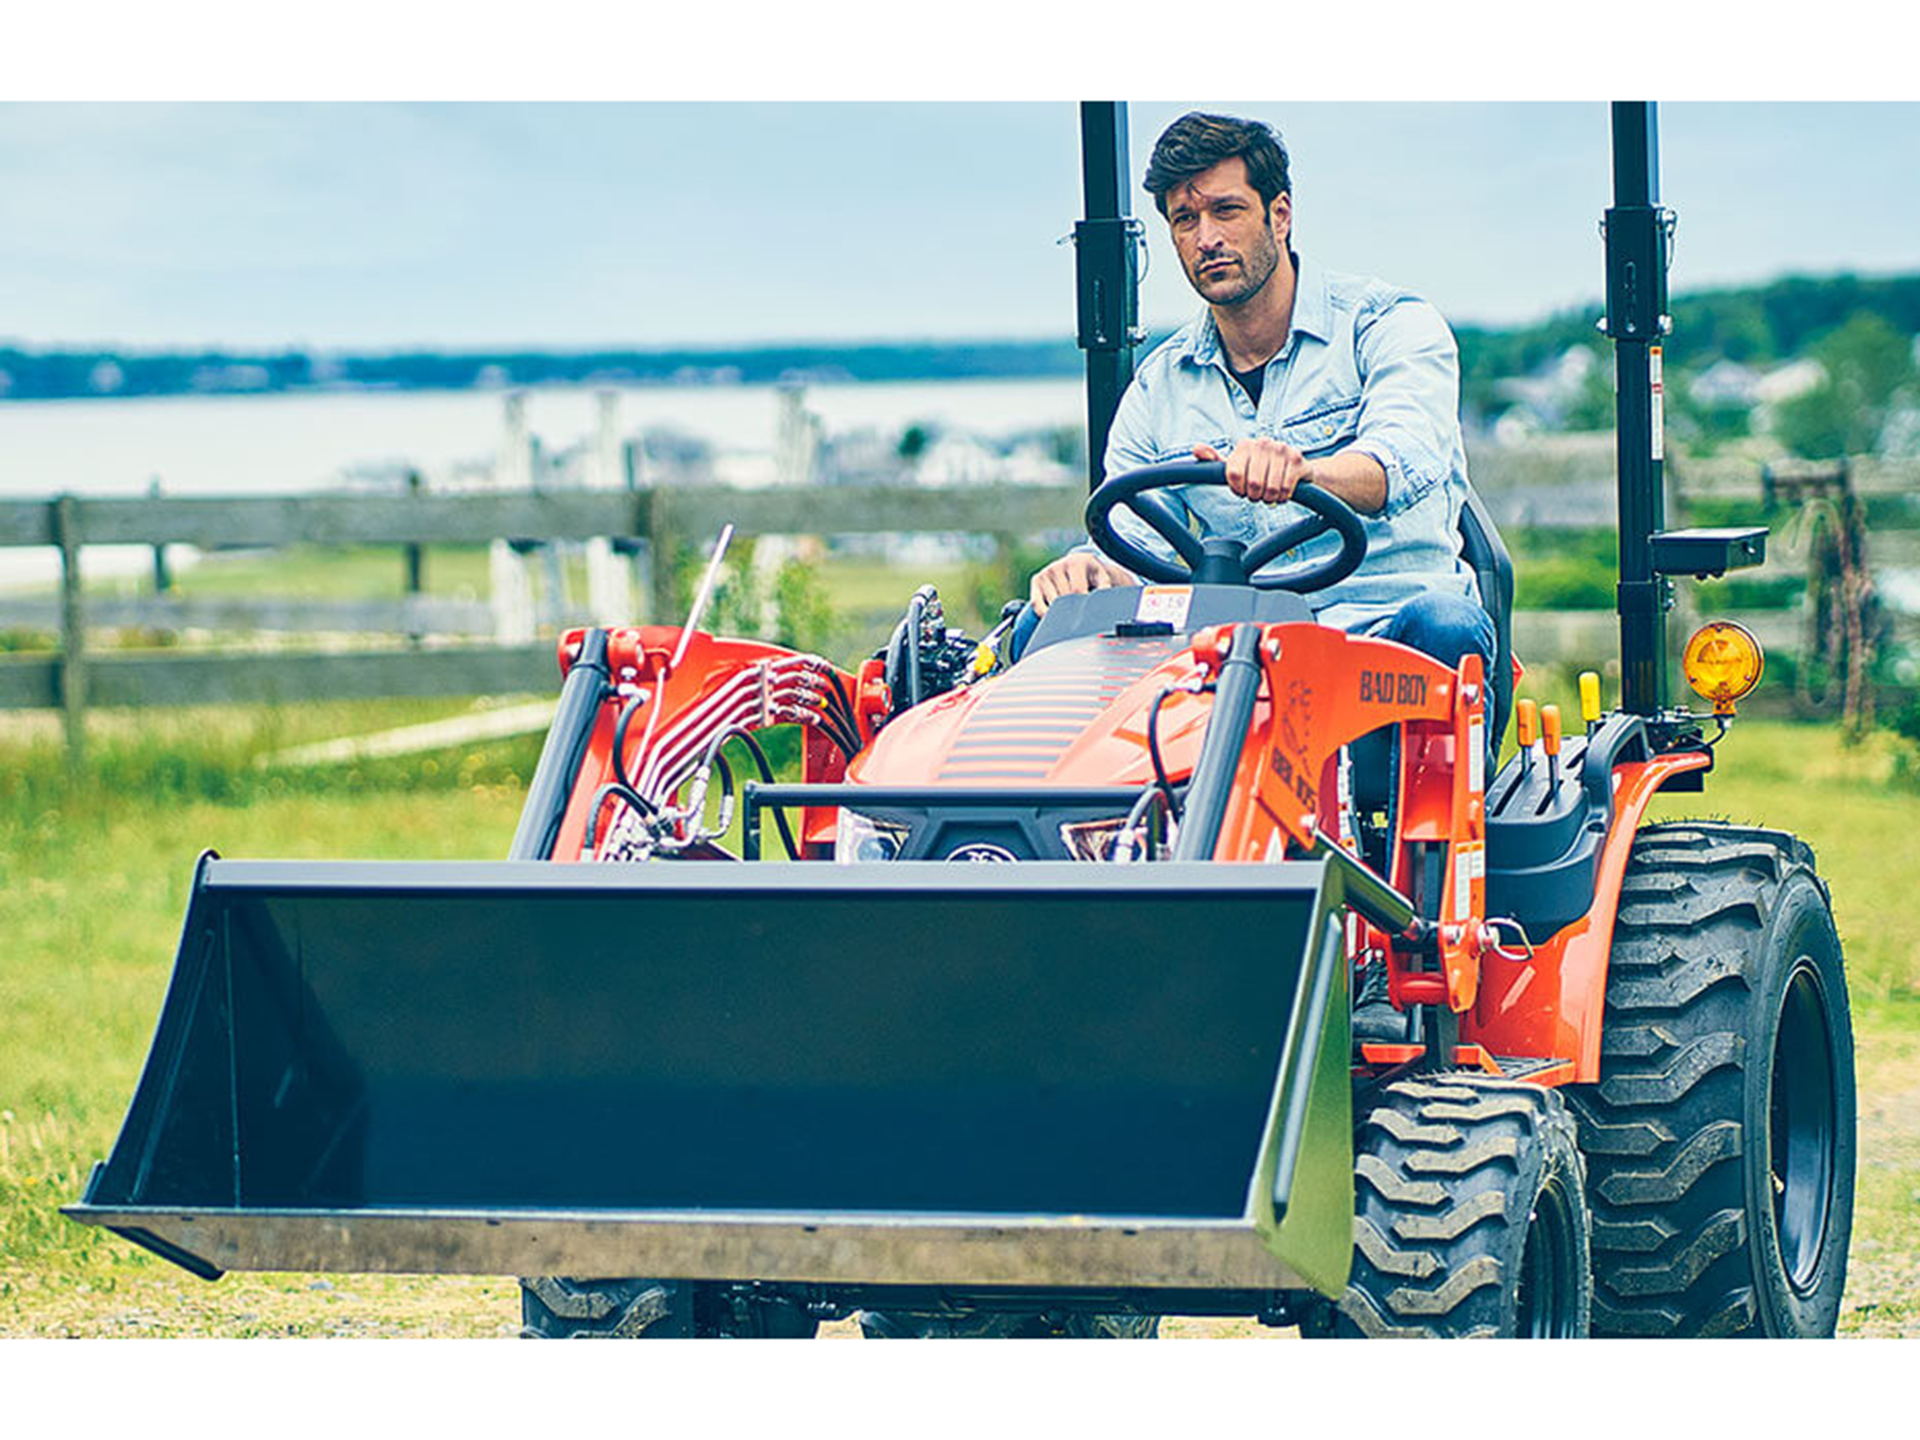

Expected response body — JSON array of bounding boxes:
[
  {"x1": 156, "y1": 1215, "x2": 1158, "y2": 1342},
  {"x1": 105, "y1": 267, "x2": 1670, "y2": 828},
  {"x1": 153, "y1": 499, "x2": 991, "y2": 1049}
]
[
  {"x1": 0, "y1": 339, "x2": 1089, "y2": 405},
  {"x1": 6, "y1": 268, "x2": 1917, "y2": 408}
]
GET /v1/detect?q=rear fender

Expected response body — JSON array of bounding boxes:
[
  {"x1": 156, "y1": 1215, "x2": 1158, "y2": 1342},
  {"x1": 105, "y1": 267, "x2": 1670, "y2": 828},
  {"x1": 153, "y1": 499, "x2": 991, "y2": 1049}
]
[{"x1": 1465, "y1": 751, "x2": 1710, "y2": 1079}]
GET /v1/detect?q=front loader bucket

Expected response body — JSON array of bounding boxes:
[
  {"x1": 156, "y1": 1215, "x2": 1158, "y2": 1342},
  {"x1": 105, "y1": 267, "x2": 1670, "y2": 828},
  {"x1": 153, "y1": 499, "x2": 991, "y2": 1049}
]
[{"x1": 70, "y1": 856, "x2": 1354, "y2": 1296}]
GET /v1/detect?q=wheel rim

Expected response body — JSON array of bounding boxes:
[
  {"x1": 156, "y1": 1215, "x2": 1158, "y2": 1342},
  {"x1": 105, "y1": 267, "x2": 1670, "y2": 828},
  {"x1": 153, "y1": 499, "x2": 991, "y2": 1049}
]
[
  {"x1": 1515, "y1": 1169, "x2": 1582, "y2": 1337},
  {"x1": 1770, "y1": 957, "x2": 1838, "y2": 1295}
]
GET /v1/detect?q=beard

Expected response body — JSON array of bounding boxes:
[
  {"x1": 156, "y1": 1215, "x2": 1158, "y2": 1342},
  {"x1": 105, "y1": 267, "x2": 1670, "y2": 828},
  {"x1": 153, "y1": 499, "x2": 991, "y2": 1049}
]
[{"x1": 1188, "y1": 219, "x2": 1283, "y2": 307}]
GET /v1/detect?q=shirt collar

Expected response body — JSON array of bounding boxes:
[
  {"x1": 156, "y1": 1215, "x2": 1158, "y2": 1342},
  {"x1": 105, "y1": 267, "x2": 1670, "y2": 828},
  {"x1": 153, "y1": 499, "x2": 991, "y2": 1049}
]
[{"x1": 1181, "y1": 251, "x2": 1329, "y2": 369}]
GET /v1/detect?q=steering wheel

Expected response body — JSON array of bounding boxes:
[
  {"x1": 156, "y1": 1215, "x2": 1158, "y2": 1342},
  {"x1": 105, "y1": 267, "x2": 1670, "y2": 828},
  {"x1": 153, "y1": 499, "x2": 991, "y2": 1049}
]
[{"x1": 1084, "y1": 460, "x2": 1369, "y2": 593}]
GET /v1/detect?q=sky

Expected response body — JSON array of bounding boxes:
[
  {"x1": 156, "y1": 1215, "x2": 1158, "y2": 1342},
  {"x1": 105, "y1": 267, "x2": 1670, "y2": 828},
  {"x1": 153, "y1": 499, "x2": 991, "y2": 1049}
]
[{"x1": 3, "y1": 100, "x2": 1917, "y2": 352}]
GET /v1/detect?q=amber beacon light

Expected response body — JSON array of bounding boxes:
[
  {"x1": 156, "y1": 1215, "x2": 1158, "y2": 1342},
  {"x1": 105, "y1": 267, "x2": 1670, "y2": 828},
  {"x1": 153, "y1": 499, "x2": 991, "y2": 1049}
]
[{"x1": 1682, "y1": 620, "x2": 1765, "y2": 715}]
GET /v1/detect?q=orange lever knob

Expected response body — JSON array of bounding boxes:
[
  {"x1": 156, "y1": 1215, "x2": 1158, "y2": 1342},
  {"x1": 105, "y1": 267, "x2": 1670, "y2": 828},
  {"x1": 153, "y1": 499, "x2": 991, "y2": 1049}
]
[
  {"x1": 1516, "y1": 697, "x2": 1538, "y2": 748},
  {"x1": 1541, "y1": 704, "x2": 1563, "y2": 757}
]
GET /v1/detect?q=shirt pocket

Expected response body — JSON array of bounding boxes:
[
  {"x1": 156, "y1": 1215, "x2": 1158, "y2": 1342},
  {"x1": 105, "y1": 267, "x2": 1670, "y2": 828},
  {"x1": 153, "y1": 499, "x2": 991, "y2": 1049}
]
[{"x1": 1276, "y1": 395, "x2": 1361, "y2": 456}]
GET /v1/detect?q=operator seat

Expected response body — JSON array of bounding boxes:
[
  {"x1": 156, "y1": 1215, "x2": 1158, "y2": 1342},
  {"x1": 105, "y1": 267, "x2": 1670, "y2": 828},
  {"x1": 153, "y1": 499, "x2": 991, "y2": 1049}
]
[{"x1": 1459, "y1": 488, "x2": 1515, "y2": 750}]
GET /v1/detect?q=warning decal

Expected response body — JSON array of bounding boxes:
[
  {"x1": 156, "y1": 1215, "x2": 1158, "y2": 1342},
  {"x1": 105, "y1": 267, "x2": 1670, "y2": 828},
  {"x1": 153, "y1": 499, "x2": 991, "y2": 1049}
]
[
  {"x1": 1135, "y1": 585, "x2": 1194, "y2": 630},
  {"x1": 1452, "y1": 840, "x2": 1486, "y2": 922},
  {"x1": 1650, "y1": 344, "x2": 1665, "y2": 462}
]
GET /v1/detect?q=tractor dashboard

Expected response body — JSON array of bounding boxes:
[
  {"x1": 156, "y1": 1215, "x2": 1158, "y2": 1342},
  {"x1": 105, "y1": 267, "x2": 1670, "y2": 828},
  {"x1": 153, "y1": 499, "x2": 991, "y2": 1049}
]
[{"x1": 1024, "y1": 583, "x2": 1312, "y2": 656}]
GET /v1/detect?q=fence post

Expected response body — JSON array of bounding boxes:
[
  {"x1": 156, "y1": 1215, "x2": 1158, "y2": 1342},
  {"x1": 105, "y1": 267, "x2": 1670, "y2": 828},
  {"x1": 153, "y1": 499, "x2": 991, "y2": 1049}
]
[
  {"x1": 490, "y1": 394, "x2": 537, "y2": 645},
  {"x1": 648, "y1": 464, "x2": 679, "y2": 625},
  {"x1": 404, "y1": 469, "x2": 425, "y2": 595},
  {"x1": 992, "y1": 531, "x2": 1019, "y2": 619},
  {"x1": 624, "y1": 434, "x2": 652, "y2": 613},
  {"x1": 584, "y1": 389, "x2": 633, "y2": 624},
  {"x1": 148, "y1": 476, "x2": 171, "y2": 593},
  {"x1": 532, "y1": 434, "x2": 569, "y2": 630},
  {"x1": 403, "y1": 469, "x2": 426, "y2": 647},
  {"x1": 55, "y1": 495, "x2": 86, "y2": 768}
]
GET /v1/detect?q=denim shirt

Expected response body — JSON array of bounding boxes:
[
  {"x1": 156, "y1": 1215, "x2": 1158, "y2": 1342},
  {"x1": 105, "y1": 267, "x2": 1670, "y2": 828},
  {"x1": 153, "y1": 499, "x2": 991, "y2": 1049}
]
[{"x1": 1086, "y1": 254, "x2": 1480, "y2": 635}]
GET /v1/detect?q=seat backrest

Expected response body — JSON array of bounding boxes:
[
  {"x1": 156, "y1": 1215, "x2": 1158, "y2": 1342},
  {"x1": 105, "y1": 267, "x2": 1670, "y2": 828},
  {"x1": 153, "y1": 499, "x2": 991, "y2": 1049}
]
[{"x1": 1458, "y1": 488, "x2": 1515, "y2": 749}]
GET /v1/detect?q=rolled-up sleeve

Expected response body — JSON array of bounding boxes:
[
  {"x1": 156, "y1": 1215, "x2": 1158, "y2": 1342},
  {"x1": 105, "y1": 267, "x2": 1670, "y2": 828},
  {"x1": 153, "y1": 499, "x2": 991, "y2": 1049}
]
[{"x1": 1346, "y1": 296, "x2": 1461, "y2": 520}]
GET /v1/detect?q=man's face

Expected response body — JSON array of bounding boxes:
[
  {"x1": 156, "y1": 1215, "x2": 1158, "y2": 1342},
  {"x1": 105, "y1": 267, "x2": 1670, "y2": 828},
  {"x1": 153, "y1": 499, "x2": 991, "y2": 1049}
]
[{"x1": 1163, "y1": 157, "x2": 1291, "y2": 309}]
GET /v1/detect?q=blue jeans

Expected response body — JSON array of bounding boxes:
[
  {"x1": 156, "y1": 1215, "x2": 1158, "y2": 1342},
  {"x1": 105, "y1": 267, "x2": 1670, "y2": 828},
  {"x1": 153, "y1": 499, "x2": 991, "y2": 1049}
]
[
  {"x1": 1371, "y1": 591, "x2": 1496, "y2": 673},
  {"x1": 1359, "y1": 592, "x2": 1498, "y2": 818}
]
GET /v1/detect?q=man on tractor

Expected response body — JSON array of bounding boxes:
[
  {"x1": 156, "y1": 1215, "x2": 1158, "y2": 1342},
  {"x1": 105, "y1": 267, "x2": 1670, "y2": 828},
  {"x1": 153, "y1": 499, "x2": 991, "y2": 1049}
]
[
  {"x1": 1019, "y1": 111, "x2": 1497, "y2": 1048},
  {"x1": 1024, "y1": 111, "x2": 1493, "y2": 679}
]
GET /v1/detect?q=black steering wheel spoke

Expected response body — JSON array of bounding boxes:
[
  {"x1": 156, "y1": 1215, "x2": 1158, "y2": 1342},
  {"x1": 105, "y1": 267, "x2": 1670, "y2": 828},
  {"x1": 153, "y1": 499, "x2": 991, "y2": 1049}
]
[
  {"x1": 1243, "y1": 512, "x2": 1330, "y2": 572},
  {"x1": 1124, "y1": 490, "x2": 1207, "y2": 568},
  {"x1": 1084, "y1": 460, "x2": 1369, "y2": 594}
]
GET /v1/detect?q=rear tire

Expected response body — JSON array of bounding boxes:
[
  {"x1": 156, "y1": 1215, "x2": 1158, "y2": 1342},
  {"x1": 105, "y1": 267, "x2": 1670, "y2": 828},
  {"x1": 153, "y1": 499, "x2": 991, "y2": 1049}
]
[
  {"x1": 1329, "y1": 1074, "x2": 1592, "y2": 1338},
  {"x1": 1566, "y1": 823, "x2": 1855, "y2": 1337},
  {"x1": 519, "y1": 1277, "x2": 818, "y2": 1338}
]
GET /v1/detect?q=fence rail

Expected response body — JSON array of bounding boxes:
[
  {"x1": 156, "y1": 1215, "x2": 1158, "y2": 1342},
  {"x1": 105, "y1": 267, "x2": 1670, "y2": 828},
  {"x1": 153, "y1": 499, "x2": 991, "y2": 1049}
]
[
  {"x1": 0, "y1": 644, "x2": 559, "y2": 712},
  {"x1": 5, "y1": 450, "x2": 1915, "y2": 757},
  {"x1": 0, "y1": 483, "x2": 1088, "y2": 549},
  {"x1": 0, "y1": 480, "x2": 1089, "y2": 758},
  {"x1": 0, "y1": 594, "x2": 504, "y2": 636}
]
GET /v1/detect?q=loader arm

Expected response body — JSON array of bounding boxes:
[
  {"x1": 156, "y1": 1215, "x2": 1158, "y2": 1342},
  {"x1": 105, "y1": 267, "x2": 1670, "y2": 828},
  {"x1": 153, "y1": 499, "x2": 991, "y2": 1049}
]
[{"x1": 1186, "y1": 621, "x2": 1489, "y2": 1014}]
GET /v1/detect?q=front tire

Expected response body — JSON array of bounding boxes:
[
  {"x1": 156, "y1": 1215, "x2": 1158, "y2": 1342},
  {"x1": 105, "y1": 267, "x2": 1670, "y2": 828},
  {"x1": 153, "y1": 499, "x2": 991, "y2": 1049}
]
[
  {"x1": 1329, "y1": 1074, "x2": 1592, "y2": 1337},
  {"x1": 1566, "y1": 823, "x2": 1856, "y2": 1337}
]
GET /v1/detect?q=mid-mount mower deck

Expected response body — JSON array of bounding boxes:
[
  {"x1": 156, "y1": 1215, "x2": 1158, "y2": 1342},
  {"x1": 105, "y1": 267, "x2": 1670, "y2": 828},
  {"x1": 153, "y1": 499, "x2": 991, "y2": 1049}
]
[{"x1": 68, "y1": 103, "x2": 1855, "y2": 1339}]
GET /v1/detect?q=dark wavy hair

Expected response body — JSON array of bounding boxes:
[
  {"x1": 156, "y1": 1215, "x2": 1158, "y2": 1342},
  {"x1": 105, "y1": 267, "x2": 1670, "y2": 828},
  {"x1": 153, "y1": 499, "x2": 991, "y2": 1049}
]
[{"x1": 1143, "y1": 112, "x2": 1291, "y2": 218}]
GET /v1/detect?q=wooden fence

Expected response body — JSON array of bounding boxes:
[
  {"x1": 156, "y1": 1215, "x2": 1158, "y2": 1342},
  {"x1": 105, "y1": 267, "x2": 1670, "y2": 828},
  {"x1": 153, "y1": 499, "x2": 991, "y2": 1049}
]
[
  {"x1": 0, "y1": 481, "x2": 1087, "y2": 758},
  {"x1": 4, "y1": 446, "x2": 1915, "y2": 758}
]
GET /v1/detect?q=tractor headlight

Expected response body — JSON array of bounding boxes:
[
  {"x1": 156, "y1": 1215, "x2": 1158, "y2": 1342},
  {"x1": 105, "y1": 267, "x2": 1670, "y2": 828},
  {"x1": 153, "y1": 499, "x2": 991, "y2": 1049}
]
[
  {"x1": 1682, "y1": 620, "x2": 1765, "y2": 715},
  {"x1": 1060, "y1": 817, "x2": 1127, "y2": 862},
  {"x1": 834, "y1": 810, "x2": 909, "y2": 863},
  {"x1": 1060, "y1": 814, "x2": 1174, "y2": 863}
]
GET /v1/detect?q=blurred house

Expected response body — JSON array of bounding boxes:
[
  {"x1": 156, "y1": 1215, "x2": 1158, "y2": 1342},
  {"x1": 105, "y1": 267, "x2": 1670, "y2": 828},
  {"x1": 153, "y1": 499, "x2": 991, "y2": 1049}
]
[
  {"x1": 1688, "y1": 359, "x2": 1761, "y2": 409},
  {"x1": 1493, "y1": 345, "x2": 1599, "y2": 439},
  {"x1": 1754, "y1": 358, "x2": 1824, "y2": 406}
]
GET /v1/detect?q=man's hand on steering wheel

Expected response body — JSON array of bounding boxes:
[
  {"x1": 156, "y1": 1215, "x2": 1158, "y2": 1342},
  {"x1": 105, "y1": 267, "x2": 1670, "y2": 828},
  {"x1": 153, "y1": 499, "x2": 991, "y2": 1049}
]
[
  {"x1": 1192, "y1": 439, "x2": 1312, "y2": 506},
  {"x1": 1030, "y1": 552, "x2": 1135, "y2": 615}
]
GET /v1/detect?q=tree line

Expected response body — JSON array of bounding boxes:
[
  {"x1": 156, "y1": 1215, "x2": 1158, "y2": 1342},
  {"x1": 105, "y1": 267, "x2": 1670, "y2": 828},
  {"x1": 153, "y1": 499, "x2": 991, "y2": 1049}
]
[{"x1": 3, "y1": 271, "x2": 1916, "y2": 415}]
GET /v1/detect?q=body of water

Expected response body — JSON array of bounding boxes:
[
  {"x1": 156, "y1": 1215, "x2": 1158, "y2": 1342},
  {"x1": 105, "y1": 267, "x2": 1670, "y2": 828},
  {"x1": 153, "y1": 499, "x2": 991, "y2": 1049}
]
[{"x1": 0, "y1": 378, "x2": 1087, "y2": 498}]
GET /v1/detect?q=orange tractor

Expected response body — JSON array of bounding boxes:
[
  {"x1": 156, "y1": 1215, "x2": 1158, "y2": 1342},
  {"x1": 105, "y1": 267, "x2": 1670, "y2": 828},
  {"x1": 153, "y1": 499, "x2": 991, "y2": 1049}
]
[{"x1": 70, "y1": 103, "x2": 1852, "y2": 1338}]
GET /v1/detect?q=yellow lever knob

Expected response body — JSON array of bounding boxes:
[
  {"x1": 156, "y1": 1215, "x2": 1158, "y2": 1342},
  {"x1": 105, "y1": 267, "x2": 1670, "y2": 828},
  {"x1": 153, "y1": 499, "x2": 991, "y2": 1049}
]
[{"x1": 1579, "y1": 671, "x2": 1602, "y2": 725}]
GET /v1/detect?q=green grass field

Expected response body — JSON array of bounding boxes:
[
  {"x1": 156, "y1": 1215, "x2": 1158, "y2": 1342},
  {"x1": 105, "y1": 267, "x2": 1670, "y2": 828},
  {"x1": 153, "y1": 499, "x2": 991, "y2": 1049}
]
[{"x1": 2, "y1": 702, "x2": 1916, "y2": 1337}]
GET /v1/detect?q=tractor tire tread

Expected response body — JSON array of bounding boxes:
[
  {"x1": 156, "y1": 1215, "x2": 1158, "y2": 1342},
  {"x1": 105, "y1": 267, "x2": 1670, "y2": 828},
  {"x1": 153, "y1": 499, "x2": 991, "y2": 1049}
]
[
  {"x1": 519, "y1": 1277, "x2": 819, "y2": 1339},
  {"x1": 518, "y1": 1277, "x2": 679, "y2": 1338},
  {"x1": 1566, "y1": 821, "x2": 1854, "y2": 1338},
  {"x1": 1331, "y1": 1074, "x2": 1592, "y2": 1338}
]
